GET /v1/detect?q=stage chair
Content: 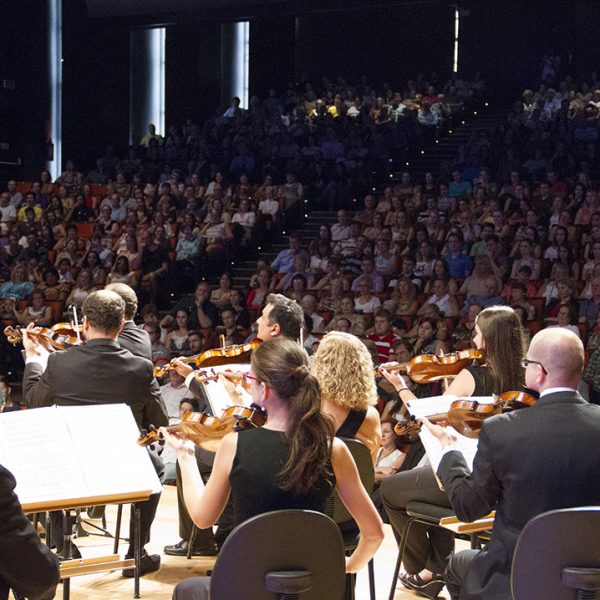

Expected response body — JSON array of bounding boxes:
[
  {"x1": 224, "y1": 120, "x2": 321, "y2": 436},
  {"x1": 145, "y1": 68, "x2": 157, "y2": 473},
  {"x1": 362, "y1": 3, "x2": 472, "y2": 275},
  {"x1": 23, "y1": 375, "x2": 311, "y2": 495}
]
[
  {"x1": 511, "y1": 506, "x2": 600, "y2": 600},
  {"x1": 325, "y1": 438, "x2": 376, "y2": 600},
  {"x1": 387, "y1": 501, "x2": 493, "y2": 600},
  {"x1": 209, "y1": 509, "x2": 345, "y2": 600}
]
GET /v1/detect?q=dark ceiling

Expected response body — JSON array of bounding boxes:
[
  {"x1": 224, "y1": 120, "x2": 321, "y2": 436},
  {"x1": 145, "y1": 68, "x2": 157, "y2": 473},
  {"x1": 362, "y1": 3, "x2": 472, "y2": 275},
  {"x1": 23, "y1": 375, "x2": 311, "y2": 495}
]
[{"x1": 85, "y1": 0, "x2": 451, "y2": 23}]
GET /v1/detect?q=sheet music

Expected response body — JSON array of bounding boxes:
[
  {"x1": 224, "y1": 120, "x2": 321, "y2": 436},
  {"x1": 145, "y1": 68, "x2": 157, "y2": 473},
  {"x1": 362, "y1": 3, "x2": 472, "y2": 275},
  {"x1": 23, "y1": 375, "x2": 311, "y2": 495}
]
[
  {"x1": 200, "y1": 364, "x2": 252, "y2": 416},
  {"x1": 61, "y1": 404, "x2": 161, "y2": 495},
  {"x1": 0, "y1": 407, "x2": 84, "y2": 502},
  {"x1": 419, "y1": 423, "x2": 479, "y2": 473},
  {"x1": 405, "y1": 395, "x2": 458, "y2": 419},
  {"x1": 0, "y1": 404, "x2": 161, "y2": 504},
  {"x1": 405, "y1": 395, "x2": 493, "y2": 475}
]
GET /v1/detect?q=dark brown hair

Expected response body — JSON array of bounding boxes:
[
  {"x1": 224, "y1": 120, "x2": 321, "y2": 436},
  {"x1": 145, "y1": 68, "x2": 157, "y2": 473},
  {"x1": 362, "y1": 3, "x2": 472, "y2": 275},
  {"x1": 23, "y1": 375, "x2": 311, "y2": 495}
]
[
  {"x1": 83, "y1": 290, "x2": 125, "y2": 333},
  {"x1": 251, "y1": 337, "x2": 333, "y2": 495},
  {"x1": 476, "y1": 305, "x2": 526, "y2": 393}
]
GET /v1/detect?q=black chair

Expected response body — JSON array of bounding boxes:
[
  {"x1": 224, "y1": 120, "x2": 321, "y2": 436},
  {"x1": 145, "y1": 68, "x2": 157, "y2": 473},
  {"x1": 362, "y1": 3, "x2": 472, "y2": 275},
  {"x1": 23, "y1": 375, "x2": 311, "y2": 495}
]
[
  {"x1": 512, "y1": 506, "x2": 600, "y2": 600},
  {"x1": 386, "y1": 501, "x2": 489, "y2": 600},
  {"x1": 325, "y1": 438, "x2": 376, "y2": 600},
  {"x1": 209, "y1": 509, "x2": 346, "y2": 600}
]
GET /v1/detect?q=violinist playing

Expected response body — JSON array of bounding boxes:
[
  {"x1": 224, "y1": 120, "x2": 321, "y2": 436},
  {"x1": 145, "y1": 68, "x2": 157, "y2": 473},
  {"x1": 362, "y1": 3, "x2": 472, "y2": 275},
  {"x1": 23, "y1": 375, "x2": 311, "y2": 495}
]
[
  {"x1": 165, "y1": 337, "x2": 384, "y2": 600},
  {"x1": 163, "y1": 293, "x2": 305, "y2": 557},
  {"x1": 22, "y1": 290, "x2": 168, "y2": 575},
  {"x1": 378, "y1": 305, "x2": 527, "y2": 598},
  {"x1": 422, "y1": 327, "x2": 600, "y2": 600}
]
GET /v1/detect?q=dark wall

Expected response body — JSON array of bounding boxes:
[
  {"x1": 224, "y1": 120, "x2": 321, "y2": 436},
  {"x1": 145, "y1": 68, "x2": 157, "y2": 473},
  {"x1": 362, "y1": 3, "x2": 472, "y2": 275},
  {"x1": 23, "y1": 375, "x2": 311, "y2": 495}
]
[
  {"x1": 460, "y1": 0, "x2": 600, "y2": 102},
  {"x1": 249, "y1": 16, "x2": 296, "y2": 98},
  {"x1": 62, "y1": 0, "x2": 130, "y2": 171},
  {"x1": 0, "y1": 0, "x2": 49, "y2": 180},
  {"x1": 294, "y1": 5, "x2": 455, "y2": 88},
  {"x1": 166, "y1": 23, "x2": 222, "y2": 126}
]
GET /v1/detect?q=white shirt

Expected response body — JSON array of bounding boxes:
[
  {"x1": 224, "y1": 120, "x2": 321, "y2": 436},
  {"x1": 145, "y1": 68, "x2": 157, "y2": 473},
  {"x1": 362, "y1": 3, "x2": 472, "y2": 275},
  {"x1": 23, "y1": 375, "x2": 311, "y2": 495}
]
[{"x1": 258, "y1": 198, "x2": 279, "y2": 217}]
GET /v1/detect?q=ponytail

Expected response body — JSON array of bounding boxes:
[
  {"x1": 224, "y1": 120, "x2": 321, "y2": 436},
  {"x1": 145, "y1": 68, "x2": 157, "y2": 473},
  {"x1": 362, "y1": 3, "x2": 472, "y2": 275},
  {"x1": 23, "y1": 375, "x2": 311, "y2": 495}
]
[{"x1": 251, "y1": 339, "x2": 334, "y2": 495}]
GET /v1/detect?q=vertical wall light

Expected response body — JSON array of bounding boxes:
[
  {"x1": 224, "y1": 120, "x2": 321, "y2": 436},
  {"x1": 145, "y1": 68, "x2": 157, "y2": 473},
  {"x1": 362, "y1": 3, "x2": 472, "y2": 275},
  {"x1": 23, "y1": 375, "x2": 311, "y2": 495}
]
[
  {"x1": 129, "y1": 27, "x2": 165, "y2": 144},
  {"x1": 453, "y1": 7, "x2": 460, "y2": 73},
  {"x1": 148, "y1": 27, "x2": 166, "y2": 136},
  {"x1": 232, "y1": 21, "x2": 250, "y2": 108},
  {"x1": 48, "y1": 0, "x2": 62, "y2": 180}
]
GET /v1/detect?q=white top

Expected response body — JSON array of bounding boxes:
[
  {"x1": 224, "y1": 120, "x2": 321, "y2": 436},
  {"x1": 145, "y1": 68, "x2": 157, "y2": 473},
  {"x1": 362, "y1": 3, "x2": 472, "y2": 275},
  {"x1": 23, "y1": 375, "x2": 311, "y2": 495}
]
[{"x1": 376, "y1": 448, "x2": 403, "y2": 468}]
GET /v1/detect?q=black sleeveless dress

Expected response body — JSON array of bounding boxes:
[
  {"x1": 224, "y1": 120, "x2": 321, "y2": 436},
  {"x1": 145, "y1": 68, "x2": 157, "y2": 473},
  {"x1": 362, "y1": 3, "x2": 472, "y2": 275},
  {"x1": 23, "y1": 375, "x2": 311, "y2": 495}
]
[
  {"x1": 335, "y1": 409, "x2": 367, "y2": 438},
  {"x1": 465, "y1": 363, "x2": 496, "y2": 395},
  {"x1": 229, "y1": 427, "x2": 334, "y2": 527}
]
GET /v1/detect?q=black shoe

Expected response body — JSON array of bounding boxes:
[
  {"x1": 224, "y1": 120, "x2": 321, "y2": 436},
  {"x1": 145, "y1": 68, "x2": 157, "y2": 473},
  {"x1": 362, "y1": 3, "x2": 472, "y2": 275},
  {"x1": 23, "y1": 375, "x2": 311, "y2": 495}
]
[
  {"x1": 399, "y1": 573, "x2": 445, "y2": 599},
  {"x1": 122, "y1": 552, "x2": 161, "y2": 578},
  {"x1": 163, "y1": 539, "x2": 219, "y2": 557}
]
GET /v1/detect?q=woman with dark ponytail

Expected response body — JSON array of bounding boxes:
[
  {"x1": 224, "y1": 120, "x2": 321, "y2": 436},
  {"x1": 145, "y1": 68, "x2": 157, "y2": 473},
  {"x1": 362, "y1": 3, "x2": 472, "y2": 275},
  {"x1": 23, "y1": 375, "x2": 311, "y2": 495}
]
[{"x1": 166, "y1": 337, "x2": 384, "y2": 600}]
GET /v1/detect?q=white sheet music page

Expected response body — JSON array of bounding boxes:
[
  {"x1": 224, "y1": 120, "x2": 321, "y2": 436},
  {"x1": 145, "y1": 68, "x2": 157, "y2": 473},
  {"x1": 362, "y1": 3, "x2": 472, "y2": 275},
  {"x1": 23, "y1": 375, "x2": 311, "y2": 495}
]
[
  {"x1": 200, "y1": 364, "x2": 252, "y2": 416},
  {"x1": 405, "y1": 395, "x2": 494, "y2": 473},
  {"x1": 0, "y1": 406, "x2": 85, "y2": 503},
  {"x1": 60, "y1": 403, "x2": 161, "y2": 495},
  {"x1": 0, "y1": 404, "x2": 161, "y2": 504}
]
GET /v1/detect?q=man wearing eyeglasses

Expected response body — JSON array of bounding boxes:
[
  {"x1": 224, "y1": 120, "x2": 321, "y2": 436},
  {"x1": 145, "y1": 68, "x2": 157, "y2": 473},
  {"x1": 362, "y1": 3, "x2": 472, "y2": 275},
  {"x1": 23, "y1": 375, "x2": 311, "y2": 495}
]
[{"x1": 423, "y1": 327, "x2": 600, "y2": 600}]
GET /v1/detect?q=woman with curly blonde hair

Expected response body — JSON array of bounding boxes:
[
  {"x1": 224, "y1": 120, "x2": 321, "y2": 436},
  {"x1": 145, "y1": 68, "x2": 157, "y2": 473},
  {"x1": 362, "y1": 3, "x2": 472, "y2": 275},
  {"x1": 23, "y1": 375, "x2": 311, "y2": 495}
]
[{"x1": 312, "y1": 331, "x2": 382, "y2": 462}]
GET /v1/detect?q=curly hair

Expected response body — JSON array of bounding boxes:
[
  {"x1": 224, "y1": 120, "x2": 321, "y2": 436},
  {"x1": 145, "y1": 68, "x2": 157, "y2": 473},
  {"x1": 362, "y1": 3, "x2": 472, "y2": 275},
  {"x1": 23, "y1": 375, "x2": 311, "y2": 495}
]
[{"x1": 312, "y1": 331, "x2": 377, "y2": 410}]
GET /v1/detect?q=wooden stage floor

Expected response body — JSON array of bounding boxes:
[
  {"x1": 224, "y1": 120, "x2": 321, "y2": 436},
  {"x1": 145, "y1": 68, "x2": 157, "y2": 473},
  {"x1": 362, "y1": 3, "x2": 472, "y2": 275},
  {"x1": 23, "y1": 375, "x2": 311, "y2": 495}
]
[{"x1": 46, "y1": 485, "x2": 452, "y2": 599}]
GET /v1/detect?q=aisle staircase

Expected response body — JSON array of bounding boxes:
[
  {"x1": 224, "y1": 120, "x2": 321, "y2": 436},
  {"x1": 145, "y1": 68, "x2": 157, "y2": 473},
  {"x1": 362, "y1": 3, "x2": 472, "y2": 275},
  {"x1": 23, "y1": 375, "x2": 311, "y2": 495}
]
[{"x1": 225, "y1": 103, "x2": 510, "y2": 289}]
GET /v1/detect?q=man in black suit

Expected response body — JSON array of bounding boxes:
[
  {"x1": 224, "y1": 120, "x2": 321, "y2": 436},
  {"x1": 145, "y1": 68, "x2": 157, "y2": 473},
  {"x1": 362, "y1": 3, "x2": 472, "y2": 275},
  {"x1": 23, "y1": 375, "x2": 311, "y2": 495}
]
[
  {"x1": 106, "y1": 282, "x2": 152, "y2": 360},
  {"x1": 0, "y1": 463, "x2": 60, "y2": 600},
  {"x1": 424, "y1": 328, "x2": 600, "y2": 600},
  {"x1": 163, "y1": 293, "x2": 305, "y2": 556},
  {"x1": 23, "y1": 290, "x2": 168, "y2": 576}
]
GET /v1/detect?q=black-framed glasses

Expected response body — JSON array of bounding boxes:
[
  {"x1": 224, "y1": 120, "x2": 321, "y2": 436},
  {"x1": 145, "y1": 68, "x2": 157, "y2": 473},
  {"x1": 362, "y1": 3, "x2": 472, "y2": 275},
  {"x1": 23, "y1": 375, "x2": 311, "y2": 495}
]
[{"x1": 521, "y1": 358, "x2": 549, "y2": 375}]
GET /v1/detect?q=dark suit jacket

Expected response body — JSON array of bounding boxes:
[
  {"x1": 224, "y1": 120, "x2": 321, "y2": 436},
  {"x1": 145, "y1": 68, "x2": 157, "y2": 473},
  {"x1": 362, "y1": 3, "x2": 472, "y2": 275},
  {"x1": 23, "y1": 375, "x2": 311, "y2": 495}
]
[
  {"x1": 437, "y1": 391, "x2": 600, "y2": 600},
  {"x1": 23, "y1": 338, "x2": 168, "y2": 430},
  {"x1": 118, "y1": 321, "x2": 153, "y2": 361},
  {"x1": 0, "y1": 464, "x2": 60, "y2": 600}
]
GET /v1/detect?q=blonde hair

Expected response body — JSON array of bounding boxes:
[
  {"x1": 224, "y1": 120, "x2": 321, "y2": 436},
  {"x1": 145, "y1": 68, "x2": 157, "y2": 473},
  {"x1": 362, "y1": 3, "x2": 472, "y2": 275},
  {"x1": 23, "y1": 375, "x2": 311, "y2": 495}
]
[{"x1": 312, "y1": 331, "x2": 377, "y2": 410}]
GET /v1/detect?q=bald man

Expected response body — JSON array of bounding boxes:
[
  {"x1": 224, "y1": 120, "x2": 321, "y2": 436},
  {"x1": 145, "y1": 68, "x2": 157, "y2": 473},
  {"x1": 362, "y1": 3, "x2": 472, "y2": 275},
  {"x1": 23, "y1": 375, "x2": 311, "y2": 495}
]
[{"x1": 424, "y1": 328, "x2": 600, "y2": 600}]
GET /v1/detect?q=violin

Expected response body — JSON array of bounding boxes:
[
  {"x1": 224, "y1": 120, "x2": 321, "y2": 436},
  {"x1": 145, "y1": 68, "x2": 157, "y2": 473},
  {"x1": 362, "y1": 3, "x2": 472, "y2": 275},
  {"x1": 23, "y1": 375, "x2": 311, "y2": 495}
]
[
  {"x1": 380, "y1": 349, "x2": 483, "y2": 383},
  {"x1": 153, "y1": 339, "x2": 260, "y2": 378},
  {"x1": 447, "y1": 389, "x2": 538, "y2": 438},
  {"x1": 138, "y1": 405, "x2": 267, "y2": 452},
  {"x1": 394, "y1": 389, "x2": 539, "y2": 439},
  {"x1": 4, "y1": 323, "x2": 84, "y2": 352}
]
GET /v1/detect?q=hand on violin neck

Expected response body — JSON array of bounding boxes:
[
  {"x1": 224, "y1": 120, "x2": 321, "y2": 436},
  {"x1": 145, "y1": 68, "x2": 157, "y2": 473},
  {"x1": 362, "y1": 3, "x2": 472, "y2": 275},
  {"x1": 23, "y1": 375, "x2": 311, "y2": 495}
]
[
  {"x1": 160, "y1": 427, "x2": 195, "y2": 458},
  {"x1": 380, "y1": 367, "x2": 408, "y2": 392},
  {"x1": 22, "y1": 324, "x2": 48, "y2": 358},
  {"x1": 171, "y1": 358, "x2": 193, "y2": 378}
]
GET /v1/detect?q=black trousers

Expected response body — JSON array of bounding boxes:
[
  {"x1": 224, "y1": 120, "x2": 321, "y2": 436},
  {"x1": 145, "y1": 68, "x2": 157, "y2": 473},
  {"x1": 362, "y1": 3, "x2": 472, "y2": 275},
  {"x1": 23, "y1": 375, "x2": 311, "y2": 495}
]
[
  {"x1": 445, "y1": 549, "x2": 478, "y2": 600},
  {"x1": 380, "y1": 465, "x2": 454, "y2": 574}
]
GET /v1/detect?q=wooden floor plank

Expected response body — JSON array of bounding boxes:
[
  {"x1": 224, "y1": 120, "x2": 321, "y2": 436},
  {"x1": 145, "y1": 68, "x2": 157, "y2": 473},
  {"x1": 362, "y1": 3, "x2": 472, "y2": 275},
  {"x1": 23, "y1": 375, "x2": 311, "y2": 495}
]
[{"x1": 42, "y1": 485, "x2": 451, "y2": 599}]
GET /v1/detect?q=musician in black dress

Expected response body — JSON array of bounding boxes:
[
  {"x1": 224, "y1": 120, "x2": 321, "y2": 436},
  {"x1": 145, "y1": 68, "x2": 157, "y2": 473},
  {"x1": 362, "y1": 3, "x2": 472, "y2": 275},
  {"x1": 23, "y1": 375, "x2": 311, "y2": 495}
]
[
  {"x1": 165, "y1": 337, "x2": 384, "y2": 600},
  {"x1": 379, "y1": 305, "x2": 526, "y2": 598},
  {"x1": 163, "y1": 293, "x2": 306, "y2": 556}
]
